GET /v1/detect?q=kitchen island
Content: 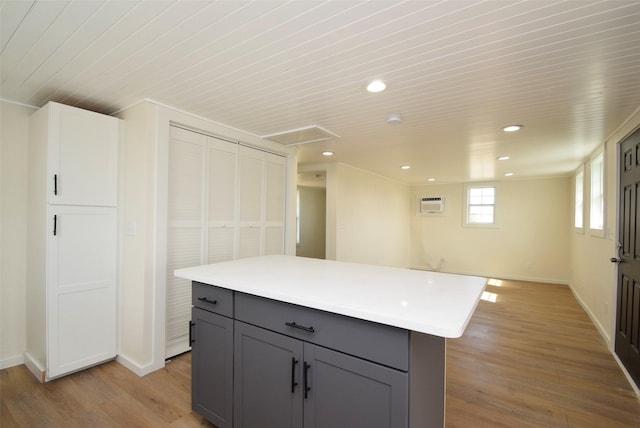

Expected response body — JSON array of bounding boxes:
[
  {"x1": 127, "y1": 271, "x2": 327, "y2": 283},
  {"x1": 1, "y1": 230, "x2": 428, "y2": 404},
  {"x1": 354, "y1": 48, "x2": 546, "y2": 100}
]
[{"x1": 175, "y1": 255, "x2": 486, "y2": 428}]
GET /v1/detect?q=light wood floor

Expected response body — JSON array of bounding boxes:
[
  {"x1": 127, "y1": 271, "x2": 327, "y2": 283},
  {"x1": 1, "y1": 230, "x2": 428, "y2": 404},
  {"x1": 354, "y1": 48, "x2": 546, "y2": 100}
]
[{"x1": 1, "y1": 279, "x2": 639, "y2": 427}]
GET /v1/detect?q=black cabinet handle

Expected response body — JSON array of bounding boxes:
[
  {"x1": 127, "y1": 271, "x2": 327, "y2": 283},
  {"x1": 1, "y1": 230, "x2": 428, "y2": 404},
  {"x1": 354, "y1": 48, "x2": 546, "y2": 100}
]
[
  {"x1": 285, "y1": 322, "x2": 315, "y2": 333},
  {"x1": 291, "y1": 357, "x2": 298, "y2": 393},
  {"x1": 303, "y1": 362, "x2": 311, "y2": 399},
  {"x1": 197, "y1": 297, "x2": 218, "y2": 305},
  {"x1": 189, "y1": 321, "x2": 195, "y2": 345},
  {"x1": 53, "y1": 215, "x2": 57, "y2": 236},
  {"x1": 54, "y1": 174, "x2": 58, "y2": 195}
]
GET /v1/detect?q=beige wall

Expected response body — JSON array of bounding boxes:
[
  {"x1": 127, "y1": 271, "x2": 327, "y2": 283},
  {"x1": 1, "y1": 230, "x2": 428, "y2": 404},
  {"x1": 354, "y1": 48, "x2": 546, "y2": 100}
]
[
  {"x1": 334, "y1": 164, "x2": 411, "y2": 268},
  {"x1": 410, "y1": 178, "x2": 571, "y2": 283},
  {"x1": 296, "y1": 186, "x2": 326, "y2": 259},
  {"x1": 0, "y1": 101, "x2": 34, "y2": 368},
  {"x1": 569, "y1": 107, "x2": 640, "y2": 347}
]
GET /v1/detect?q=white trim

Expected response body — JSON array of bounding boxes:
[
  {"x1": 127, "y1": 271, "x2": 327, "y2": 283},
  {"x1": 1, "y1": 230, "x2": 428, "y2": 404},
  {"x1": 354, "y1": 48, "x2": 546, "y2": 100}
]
[
  {"x1": 115, "y1": 353, "x2": 158, "y2": 377},
  {"x1": 0, "y1": 97, "x2": 39, "y2": 109},
  {"x1": 410, "y1": 265, "x2": 569, "y2": 285},
  {"x1": 23, "y1": 351, "x2": 46, "y2": 383},
  {"x1": 463, "y1": 182, "x2": 498, "y2": 228},
  {"x1": 0, "y1": 354, "x2": 25, "y2": 370}
]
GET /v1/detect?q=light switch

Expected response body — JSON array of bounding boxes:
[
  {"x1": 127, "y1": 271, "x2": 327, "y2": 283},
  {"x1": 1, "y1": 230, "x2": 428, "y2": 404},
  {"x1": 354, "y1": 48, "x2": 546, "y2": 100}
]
[{"x1": 126, "y1": 221, "x2": 137, "y2": 236}]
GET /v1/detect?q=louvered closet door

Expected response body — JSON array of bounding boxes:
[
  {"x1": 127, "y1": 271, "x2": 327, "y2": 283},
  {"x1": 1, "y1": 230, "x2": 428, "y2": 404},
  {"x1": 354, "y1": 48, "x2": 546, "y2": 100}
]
[
  {"x1": 166, "y1": 127, "x2": 206, "y2": 358},
  {"x1": 208, "y1": 137, "x2": 237, "y2": 263},
  {"x1": 238, "y1": 146, "x2": 264, "y2": 258},
  {"x1": 264, "y1": 153, "x2": 286, "y2": 255}
]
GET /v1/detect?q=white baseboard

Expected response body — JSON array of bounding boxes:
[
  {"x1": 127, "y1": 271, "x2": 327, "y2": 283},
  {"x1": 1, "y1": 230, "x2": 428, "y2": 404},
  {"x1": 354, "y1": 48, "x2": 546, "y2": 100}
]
[
  {"x1": 410, "y1": 265, "x2": 568, "y2": 285},
  {"x1": 116, "y1": 353, "x2": 164, "y2": 377},
  {"x1": 567, "y1": 283, "x2": 612, "y2": 344},
  {"x1": 0, "y1": 354, "x2": 24, "y2": 370},
  {"x1": 23, "y1": 352, "x2": 46, "y2": 383},
  {"x1": 568, "y1": 283, "x2": 639, "y2": 396}
]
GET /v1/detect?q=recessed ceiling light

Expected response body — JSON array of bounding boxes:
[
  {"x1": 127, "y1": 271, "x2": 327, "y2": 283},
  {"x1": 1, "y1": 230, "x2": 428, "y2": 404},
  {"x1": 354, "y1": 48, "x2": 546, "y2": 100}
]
[
  {"x1": 503, "y1": 125, "x2": 522, "y2": 132},
  {"x1": 322, "y1": 151, "x2": 334, "y2": 156},
  {"x1": 504, "y1": 172, "x2": 514, "y2": 177},
  {"x1": 497, "y1": 156, "x2": 510, "y2": 161},
  {"x1": 401, "y1": 165, "x2": 410, "y2": 170},
  {"x1": 366, "y1": 79, "x2": 387, "y2": 93},
  {"x1": 387, "y1": 113, "x2": 402, "y2": 124},
  {"x1": 427, "y1": 178, "x2": 436, "y2": 182}
]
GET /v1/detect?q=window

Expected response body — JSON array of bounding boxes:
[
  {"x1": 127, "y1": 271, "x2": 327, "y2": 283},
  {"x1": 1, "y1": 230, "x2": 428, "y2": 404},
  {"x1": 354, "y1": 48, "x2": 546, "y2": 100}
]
[
  {"x1": 590, "y1": 152, "x2": 604, "y2": 231},
  {"x1": 465, "y1": 184, "x2": 496, "y2": 226},
  {"x1": 574, "y1": 168, "x2": 584, "y2": 229}
]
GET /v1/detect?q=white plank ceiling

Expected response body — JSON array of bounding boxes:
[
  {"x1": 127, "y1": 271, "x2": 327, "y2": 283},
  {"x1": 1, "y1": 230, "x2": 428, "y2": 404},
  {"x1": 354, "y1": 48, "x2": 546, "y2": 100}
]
[{"x1": 2, "y1": 0, "x2": 640, "y2": 184}]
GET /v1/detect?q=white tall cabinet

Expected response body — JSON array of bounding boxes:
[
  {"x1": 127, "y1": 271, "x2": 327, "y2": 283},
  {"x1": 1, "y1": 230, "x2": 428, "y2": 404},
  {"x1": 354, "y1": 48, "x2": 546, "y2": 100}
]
[
  {"x1": 25, "y1": 102, "x2": 120, "y2": 382},
  {"x1": 166, "y1": 125, "x2": 286, "y2": 358}
]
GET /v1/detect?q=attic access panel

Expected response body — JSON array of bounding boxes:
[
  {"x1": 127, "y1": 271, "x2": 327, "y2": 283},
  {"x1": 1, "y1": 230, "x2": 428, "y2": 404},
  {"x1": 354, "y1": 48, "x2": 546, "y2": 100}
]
[{"x1": 262, "y1": 125, "x2": 339, "y2": 146}]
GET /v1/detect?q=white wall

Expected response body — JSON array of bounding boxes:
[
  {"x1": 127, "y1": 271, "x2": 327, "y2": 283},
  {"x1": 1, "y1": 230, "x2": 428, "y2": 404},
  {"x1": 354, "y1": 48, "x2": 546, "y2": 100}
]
[
  {"x1": 570, "y1": 108, "x2": 640, "y2": 347},
  {"x1": 296, "y1": 186, "x2": 326, "y2": 259},
  {"x1": 333, "y1": 164, "x2": 411, "y2": 268},
  {"x1": 0, "y1": 101, "x2": 34, "y2": 368},
  {"x1": 410, "y1": 177, "x2": 571, "y2": 283},
  {"x1": 117, "y1": 100, "x2": 297, "y2": 375}
]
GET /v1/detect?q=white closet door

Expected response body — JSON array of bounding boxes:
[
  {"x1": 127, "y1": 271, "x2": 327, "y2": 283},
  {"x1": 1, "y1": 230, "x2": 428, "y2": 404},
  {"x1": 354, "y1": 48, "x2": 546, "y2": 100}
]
[
  {"x1": 208, "y1": 137, "x2": 237, "y2": 263},
  {"x1": 166, "y1": 126, "x2": 206, "y2": 358},
  {"x1": 47, "y1": 205, "x2": 117, "y2": 378},
  {"x1": 238, "y1": 146, "x2": 264, "y2": 259},
  {"x1": 48, "y1": 103, "x2": 119, "y2": 207},
  {"x1": 264, "y1": 153, "x2": 286, "y2": 255}
]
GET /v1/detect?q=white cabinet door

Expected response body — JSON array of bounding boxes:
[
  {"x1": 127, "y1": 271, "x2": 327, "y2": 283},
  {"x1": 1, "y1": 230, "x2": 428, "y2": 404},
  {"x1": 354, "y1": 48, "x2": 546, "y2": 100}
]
[
  {"x1": 47, "y1": 205, "x2": 117, "y2": 378},
  {"x1": 47, "y1": 102, "x2": 119, "y2": 207}
]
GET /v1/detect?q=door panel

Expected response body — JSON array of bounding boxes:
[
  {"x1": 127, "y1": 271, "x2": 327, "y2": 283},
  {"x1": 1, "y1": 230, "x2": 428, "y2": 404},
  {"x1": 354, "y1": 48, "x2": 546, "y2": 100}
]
[
  {"x1": 47, "y1": 206, "x2": 117, "y2": 378},
  {"x1": 48, "y1": 103, "x2": 118, "y2": 206},
  {"x1": 616, "y1": 127, "x2": 640, "y2": 387},
  {"x1": 303, "y1": 343, "x2": 408, "y2": 428},
  {"x1": 234, "y1": 321, "x2": 303, "y2": 428},
  {"x1": 192, "y1": 308, "x2": 233, "y2": 428}
]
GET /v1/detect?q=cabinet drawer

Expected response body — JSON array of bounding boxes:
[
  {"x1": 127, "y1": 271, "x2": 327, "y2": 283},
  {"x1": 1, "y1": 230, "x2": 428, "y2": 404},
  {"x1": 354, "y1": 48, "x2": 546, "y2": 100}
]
[
  {"x1": 192, "y1": 282, "x2": 233, "y2": 317},
  {"x1": 235, "y1": 293, "x2": 409, "y2": 371}
]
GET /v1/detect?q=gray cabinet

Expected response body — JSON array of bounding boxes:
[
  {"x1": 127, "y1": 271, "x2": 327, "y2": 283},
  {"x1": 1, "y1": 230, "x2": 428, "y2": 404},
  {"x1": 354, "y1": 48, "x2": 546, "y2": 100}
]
[
  {"x1": 191, "y1": 283, "x2": 234, "y2": 428},
  {"x1": 191, "y1": 282, "x2": 442, "y2": 427},
  {"x1": 234, "y1": 321, "x2": 303, "y2": 428},
  {"x1": 234, "y1": 321, "x2": 407, "y2": 428},
  {"x1": 303, "y1": 344, "x2": 408, "y2": 428}
]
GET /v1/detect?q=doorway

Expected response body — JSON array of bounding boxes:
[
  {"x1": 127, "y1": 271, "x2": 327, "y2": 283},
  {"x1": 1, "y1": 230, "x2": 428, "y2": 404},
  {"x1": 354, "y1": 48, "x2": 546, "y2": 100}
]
[
  {"x1": 616, "y1": 126, "x2": 640, "y2": 387},
  {"x1": 296, "y1": 171, "x2": 326, "y2": 259}
]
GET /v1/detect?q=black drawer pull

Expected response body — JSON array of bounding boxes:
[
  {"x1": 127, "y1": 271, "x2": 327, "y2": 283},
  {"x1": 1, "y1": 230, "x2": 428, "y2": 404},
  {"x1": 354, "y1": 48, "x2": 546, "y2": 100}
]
[
  {"x1": 291, "y1": 357, "x2": 298, "y2": 393},
  {"x1": 197, "y1": 297, "x2": 218, "y2": 305},
  {"x1": 285, "y1": 322, "x2": 315, "y2": 333},
  {"x1": 303, "y1": 361, "x2": 311, "y2": 399}
]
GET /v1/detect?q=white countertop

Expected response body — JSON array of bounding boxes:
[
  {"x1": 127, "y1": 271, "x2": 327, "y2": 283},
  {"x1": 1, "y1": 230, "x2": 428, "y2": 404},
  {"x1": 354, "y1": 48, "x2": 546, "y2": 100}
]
[{"x1": 175, "y1": 255, "x2": 486, "y2": 338}]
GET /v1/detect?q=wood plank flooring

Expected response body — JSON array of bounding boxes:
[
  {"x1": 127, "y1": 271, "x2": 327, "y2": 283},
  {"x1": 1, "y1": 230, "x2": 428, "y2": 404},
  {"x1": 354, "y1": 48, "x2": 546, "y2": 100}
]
[
  {"x1": 446, "y1": 279, "x2": 640, "y2": 427},
  {"x1": 1, "y1": 279, "x2": 639, "y2": 427}
]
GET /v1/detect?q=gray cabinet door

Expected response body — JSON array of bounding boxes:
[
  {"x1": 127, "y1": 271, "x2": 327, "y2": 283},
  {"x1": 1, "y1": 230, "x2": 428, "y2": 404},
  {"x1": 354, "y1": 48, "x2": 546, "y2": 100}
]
[
  {"x1": 191, "y1": 307, "x2": 233, "y2": 428},
  {"x1": 234, "y1": 321, "x2": 303, "y2": 428},
  {"x1": 303, "y1": 343, "x2": 408, "y2": 428}
]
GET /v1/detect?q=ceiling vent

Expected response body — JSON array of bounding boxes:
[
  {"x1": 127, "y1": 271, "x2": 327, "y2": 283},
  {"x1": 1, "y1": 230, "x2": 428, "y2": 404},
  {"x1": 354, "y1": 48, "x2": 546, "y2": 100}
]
[{"x1": 262, "y1": 125, "x2": 339, "y2": 146}]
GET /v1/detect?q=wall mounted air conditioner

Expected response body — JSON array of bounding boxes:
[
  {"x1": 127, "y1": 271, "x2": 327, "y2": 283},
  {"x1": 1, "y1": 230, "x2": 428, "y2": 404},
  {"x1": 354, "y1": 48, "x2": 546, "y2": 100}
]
[{"x1": 419, "y1": 196, "x2": 444, "y2": 214}]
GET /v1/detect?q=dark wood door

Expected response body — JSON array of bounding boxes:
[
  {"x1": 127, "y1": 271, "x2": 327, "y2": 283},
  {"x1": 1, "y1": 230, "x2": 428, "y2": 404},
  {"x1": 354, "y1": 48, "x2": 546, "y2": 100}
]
[{"x1": 616, "y1": 126, "x2": 640, "y2": 387}]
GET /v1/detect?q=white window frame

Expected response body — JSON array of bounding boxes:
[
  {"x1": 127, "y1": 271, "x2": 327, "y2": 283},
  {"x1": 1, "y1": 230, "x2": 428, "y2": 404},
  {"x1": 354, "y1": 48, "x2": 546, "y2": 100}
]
[
  {"x1": 589, "y1": 150, "x2": 605, "y2": 237},
  {"x1": 574, "y1": 167, "x2": 584, "y2": 231},
  {"x1": 464, "y1": 183, "x2": 498, "y2": 228}
]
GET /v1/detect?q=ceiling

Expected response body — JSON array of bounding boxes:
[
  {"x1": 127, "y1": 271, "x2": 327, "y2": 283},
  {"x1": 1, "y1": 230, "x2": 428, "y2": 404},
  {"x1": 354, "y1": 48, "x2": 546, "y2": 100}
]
[{"x1": 2, "y1": 0, "x2": 640, "y2": 185}]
